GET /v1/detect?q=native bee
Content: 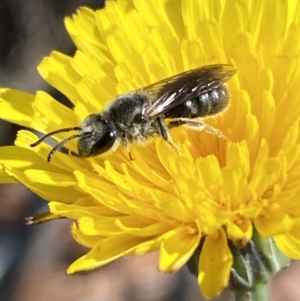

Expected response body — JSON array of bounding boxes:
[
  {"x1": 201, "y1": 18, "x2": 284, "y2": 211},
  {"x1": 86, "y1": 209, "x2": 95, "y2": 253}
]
[{"x1": 31, "y1": 64, "x2": 236, "y2": 161}]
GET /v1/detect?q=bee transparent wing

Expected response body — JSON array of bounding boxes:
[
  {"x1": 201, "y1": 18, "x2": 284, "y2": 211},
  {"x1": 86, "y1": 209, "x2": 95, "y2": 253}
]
[{"x1": 143, "y1": 64, "x2": 236, "y2": 118}]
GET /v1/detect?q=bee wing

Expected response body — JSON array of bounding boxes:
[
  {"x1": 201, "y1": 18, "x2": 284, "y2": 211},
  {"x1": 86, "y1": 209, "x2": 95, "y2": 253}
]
[{"x1": 143, "y1": 64, "x2": 236, "y2": 118}]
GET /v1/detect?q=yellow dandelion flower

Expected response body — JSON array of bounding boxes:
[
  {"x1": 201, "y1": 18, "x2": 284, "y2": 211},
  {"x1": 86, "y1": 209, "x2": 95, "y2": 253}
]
[{"x1": 1, "y1": 0, "x2": 300, "y2": 299}]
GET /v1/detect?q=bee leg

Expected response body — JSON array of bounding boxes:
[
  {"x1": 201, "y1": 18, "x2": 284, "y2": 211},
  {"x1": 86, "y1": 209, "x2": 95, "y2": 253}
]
[
  {"x1": 169, "y1": 118, "x2": 226, "y2": 139},
  {"x1": 128, "y1": 152, "x2": 135, "y2": 161},
  {"x1": 68, "y1": 150, "x2": 81, "y2": 158},
  {"x1": 156, "y1": 117, "x2": 180, "y2": 152},
  {"x1": 121, "y1": 137, "x2": 135, "y2": 161},
  {"x1": 57, "y1": 146, "x2": 81, "y2": 158}
]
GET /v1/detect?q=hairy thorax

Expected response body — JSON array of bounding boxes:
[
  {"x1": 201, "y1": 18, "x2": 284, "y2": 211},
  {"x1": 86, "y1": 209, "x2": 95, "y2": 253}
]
[{"x1": 103, "y1": 92, "x2": 159, "y2": 144}]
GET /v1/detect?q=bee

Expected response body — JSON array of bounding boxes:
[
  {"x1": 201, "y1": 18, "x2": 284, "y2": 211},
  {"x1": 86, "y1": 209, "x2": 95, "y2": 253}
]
[{"x1": 31, "y1": 64, "x2": 236, "y2": 161}]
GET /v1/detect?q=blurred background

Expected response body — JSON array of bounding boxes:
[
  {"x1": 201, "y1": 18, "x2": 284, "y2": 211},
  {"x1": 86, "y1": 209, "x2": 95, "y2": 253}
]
[{"x1": 0, "y1": 1, "x2": 300, "y2": 301}]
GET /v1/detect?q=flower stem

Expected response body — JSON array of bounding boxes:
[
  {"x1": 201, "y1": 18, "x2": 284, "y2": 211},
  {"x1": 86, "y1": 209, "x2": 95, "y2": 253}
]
[{"x1": 234, "y1": 283, "x2": 269, "y2": 301}]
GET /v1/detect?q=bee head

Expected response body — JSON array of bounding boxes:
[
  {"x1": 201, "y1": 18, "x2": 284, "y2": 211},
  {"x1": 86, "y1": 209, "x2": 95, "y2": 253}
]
[
  {"x1": 78, "y1": 114, "x2": 116, "y2": 157},
  {"x1": 30, "y1": 114, "x2": 117, "y2": 161}
]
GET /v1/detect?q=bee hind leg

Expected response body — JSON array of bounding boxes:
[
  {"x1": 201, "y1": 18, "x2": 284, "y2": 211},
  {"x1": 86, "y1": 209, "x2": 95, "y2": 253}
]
[
  {"x1": 156, "y1": 117, "x2": 180, "y2": 153},
  {"x1": 169, "y1": 118, "x2": 226, "y2": 139}
]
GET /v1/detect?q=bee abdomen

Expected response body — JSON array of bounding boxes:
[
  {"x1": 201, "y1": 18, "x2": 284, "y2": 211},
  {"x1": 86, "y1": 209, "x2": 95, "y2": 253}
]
[{"x1": 165, "y1": 85, "x2": 229, "y2": 119}]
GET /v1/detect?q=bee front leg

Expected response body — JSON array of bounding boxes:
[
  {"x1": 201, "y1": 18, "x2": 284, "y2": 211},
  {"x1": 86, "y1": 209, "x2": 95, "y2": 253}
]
[
  {"x1": 121, "y1": 136, "x2": 135, "y2": 160},
  {"x1": 156, "y1": 117, "x2": 180, "y2": 152},
  {"x1": 169, "y1": 118, "x2": 226, "y2": 139}
]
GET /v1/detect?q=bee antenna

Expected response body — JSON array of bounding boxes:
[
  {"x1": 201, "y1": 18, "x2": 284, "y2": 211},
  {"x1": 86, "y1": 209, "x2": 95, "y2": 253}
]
[
  {"x1": 47, "y1": 132, "x2": 89, "y2": 162},
  {"x1": 30, "y1": 126, "x2": 82, "y2": 147}
]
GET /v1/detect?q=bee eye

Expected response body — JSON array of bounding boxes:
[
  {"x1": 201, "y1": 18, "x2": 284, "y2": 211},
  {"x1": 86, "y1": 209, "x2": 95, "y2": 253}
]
[
  {"x1": 78, "y1": 117, "x2": 117, "y2": 157},
  {"x1": 91, "y1": 126, "x2": 116, "y2": 155}
]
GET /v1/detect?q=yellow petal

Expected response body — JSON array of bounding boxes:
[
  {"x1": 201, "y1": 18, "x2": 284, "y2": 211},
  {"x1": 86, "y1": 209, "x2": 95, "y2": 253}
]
[
  {"x1": 198, "y1": 229, "x2": 232, "y2": 298},
  {"x1": 38, "y1": 52, "x2": 81, "y2": 104},
  {"x1": 71, "y1": 222, "x2": 103, "y2": 248},
  {"x1": 255, "y1": 206, "x2": 294, "y2": 237},
  {"x1": 0, "y1": 146, "x2": 61, "y2": 174},
  {"x1": 0, "y1": 89, "x2": 34, "y2": 127},
  {"x1": 115, "y1": 217, "x2": 172, "y2": 236},
  {"x1": 67, "y1": 233, "x2": 148, "y2": 273},
  {"x1": 159, "y1": 224, "x2": 201, "y2": 272},
  {"x1": 49, "y1": 200, "x2": 122, "y2": 219},
  {"x1": 3, "y1": 164, "x2": 84, "y2": 203},
  {"x1": 273, "y1": 222, "x2": 300, "y2": 259},
  {"x1": 24, "y1": 169, "x2": 77, "y2": 187},
  {"x1": 31, "y1": 91, "x2": 77, "y2": 133}
]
